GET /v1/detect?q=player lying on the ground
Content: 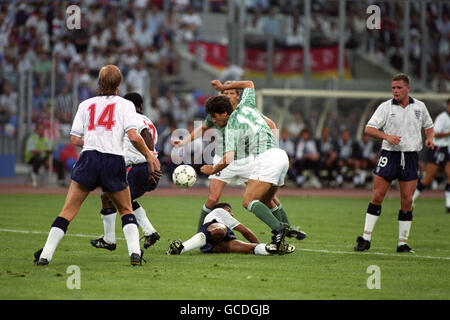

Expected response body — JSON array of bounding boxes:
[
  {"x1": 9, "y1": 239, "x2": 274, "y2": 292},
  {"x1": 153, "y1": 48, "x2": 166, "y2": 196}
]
[
  {"x1": 90, "y1": 93, "x2": 162, "y2": 251},
  {"x1": 166, "y1": 203, "x2": 295, "y2": 255}
]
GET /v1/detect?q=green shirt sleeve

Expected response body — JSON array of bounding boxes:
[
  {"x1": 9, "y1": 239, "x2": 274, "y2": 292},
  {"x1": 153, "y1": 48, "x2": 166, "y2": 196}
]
[{"x1": 237, "y1": 88, "x2": 256, "y2": 110}]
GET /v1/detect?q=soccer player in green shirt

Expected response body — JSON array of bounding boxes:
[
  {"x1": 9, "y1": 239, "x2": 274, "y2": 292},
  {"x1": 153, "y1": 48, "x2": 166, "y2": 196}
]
[
  {"x1": 173, "y1": 82, "x2": 283, "y2": 232},
  {"x1": 200, "y1": 80, "x2": 302, "y2": 251}
]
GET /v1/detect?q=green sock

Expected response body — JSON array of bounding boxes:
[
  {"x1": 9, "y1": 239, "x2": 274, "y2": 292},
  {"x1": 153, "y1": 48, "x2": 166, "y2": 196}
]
[
  {"x1": 271, "y1": 205, "x2": 290, "y2": 225},
  {"x1": 198, "y1": 204, "x2": 211, "y2": 231},
  {"x1": 248, "y1": 200, "x2": 281, "y2": 231}
]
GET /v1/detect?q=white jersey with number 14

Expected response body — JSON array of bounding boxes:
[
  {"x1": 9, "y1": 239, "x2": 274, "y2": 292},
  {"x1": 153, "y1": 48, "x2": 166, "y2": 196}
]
[{"x1": 70, "y1": 95, "x2": 137, "y2": 156}]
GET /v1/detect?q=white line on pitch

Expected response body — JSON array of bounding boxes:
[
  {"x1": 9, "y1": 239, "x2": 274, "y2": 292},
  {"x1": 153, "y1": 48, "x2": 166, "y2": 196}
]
[
  {"x1": 295, "y1": 247, "x2": 450, "y2": 261},
  {"x1": 1, "y1": 228, "x2": 449, "y2": 261},
  {"x1": 0, "y1": 228, "x2": 125, "y2": 240}
]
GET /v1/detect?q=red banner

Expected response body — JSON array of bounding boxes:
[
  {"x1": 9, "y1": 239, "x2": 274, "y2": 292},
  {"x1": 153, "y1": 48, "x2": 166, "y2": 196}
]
[{"x1": 189, "y1": 41, "x2": 349, "y2": 77}]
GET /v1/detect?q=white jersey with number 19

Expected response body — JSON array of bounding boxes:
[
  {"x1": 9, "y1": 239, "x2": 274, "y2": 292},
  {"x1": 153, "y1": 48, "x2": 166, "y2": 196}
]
[{"x1": 70, "y1": 95, "x2": 137, "y2": 156}]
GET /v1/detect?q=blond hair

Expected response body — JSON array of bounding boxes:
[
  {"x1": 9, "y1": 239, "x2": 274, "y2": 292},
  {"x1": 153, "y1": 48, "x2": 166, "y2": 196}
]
[{"x1": 97, "y1": 65, "x2": 122, "y2": 95}]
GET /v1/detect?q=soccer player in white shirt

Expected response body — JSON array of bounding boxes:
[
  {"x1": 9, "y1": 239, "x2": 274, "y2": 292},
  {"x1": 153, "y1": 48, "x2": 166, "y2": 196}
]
[
  {"x1": 354, "y1": 74, "x2": 434, "y2": 253},
  {"x1": 34, "y1": 65, "x2": 160, "y2": 266},
  {"x1": 90, "y1": 92, "x2": 162, "y2": 251},
  {"x1": 166, "y1": 203, "x2": 294, "y2": 255},
  {"x1": 413, "y1": 98, "x2": 450, "y2": 212}
]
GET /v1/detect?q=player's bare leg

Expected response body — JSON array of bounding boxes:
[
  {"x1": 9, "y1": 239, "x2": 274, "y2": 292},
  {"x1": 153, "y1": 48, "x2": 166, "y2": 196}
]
[
  {"x1": 35, "y1": 181, "x2": 90, "y2": 265},
  {"x1": 198, "y1": 179, "x2": 227, "y2": 230},
  {"x1": 59, "y1": 181, "x2": 90, "y2": 221},
  {"x1": 106, "y1": 187, "x2": 142, "y2": 263},
  {"x1": 210, "y1": 239, "x2": 257, "y2": 254},
  {"x1": 413, "y1": 162, "x2": 440, "y2": 204}
]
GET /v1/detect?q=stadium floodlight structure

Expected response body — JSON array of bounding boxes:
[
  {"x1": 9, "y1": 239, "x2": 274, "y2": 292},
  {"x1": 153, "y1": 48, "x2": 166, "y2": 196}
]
[{"x1": 256, "y1": 89, "x2": 449, "y2": 141}]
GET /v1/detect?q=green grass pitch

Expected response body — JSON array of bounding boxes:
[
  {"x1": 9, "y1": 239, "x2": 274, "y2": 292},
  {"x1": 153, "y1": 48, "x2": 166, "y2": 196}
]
[{"x1": 0, "y1": 193, "x2": 448, "y2": 300}]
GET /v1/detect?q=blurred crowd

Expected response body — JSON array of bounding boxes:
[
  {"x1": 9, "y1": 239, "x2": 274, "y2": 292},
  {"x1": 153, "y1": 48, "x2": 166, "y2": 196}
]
[
  {"x1": 0, "y1": 0, "x2": 208, "y2": 142},
  {"x1": 241, "y1": 0, "x2": 449, "y2": 91},
  {"x1": 0, "y1": 0, "x2": 448, "y2": 187}
]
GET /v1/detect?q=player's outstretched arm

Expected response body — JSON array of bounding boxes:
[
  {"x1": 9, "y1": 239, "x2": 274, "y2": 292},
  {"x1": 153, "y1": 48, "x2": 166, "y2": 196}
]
[
  {"x1": 233, "y1": 224, "x2": 259, "y2": 244},
  {"x1": 172, "y1": 123, "x2": 208, "y2": 147},
  {"x1": 200, "y1": 150, "x2": 235, "y2": 175},
  {"x1": 210, "y1": 80, "x2": 254, "y2": 92}
]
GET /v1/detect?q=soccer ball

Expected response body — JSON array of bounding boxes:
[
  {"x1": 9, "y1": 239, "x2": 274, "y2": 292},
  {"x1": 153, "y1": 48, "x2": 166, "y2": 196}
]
[{"x1": 172, "y1": 165, "x2": 197, "y2": 188}]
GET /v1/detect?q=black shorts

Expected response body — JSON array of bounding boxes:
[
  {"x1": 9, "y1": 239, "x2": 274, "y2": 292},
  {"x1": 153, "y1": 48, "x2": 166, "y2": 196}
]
[
  {"x1": 71, "y1": 150, "x2": 128, "y2": 193},
  {"x1": 373, "y1": 150, "x2": 419, "y2": 182},
  {"x1": 198, "y1": 219, "x2": 236, "y2": 253},
  {"x1": 426, "y1": 146, "x2": 450, "y2": 168},
  {"x1": 126, "y1": 162, "x2": 159, "y2": 200}
]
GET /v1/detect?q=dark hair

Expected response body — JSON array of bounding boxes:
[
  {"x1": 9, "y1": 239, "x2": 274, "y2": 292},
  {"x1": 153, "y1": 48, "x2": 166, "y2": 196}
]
[
  {"x1": 124, "y1": 92, "x2": 143, "y2": 111},
  {"x1": 205, "y1": 95, "x2": 233, "y2": 116},
  {"x1": 392, "y1": 73, "x2": 410, "y2": 85},
  {"x1": 300, "y1": 128, "x2": 310, "y2": 135},
  {"x1": 212, "y1": 203, "x2": 232, "y2": 211}
]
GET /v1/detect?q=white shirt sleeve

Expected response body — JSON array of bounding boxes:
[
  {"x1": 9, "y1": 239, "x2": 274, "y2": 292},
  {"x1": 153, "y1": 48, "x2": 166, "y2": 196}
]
[
  {"x1": 122, "y1": 101, "x2": 138, "y2": 133},
  {"x1": 70, "y1": 104, "x2": 85, "y2": 137},
  {"x1": 366, "y1": 102, "x2": 388, "y2": 130},
  {"x1": 421, "y1": 103, "x2": 434, "y2": 130},
  {"x1": 434, "y1": 113, "x2": 444, "y2": 133},
  {"x1": 220, "y1": 213, "x2": 240, "y2": 230}
]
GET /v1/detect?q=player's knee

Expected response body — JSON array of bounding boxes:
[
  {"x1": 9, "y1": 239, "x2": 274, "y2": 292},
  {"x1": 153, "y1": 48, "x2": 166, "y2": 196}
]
[
  {"x1": 206, "y1": 194, "x2": 220, "y2": 206},
  {"x1": 101, "y1": 193, "x2": 114, "y2": 209},
  {"x1": 372, "y1": 190, "x2": 385, "y2": 204},
  {"x1": 241, "y1": 199, "x2": 249, "y2": 210}
]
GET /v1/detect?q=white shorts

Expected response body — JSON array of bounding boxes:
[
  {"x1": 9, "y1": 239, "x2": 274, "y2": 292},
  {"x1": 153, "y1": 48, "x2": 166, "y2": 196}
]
[
  {"x1": 249, "y1": 148, "x2": 289, "y2": 186},
  {"x1": 209, "y1": 155, "x2": 255, "y2": 185}
]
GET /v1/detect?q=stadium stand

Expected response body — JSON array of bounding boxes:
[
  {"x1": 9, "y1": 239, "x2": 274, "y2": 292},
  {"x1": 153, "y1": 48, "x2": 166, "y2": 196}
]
[{"x1": 0, "y1": 0, "x2": 448, "y2": 188}]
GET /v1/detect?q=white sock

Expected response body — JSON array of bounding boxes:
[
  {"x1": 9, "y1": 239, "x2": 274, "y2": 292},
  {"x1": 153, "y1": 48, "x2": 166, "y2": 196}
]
[
  {"x1": 40, "y1": 227, "x2": 65, "y2": 261},
  {"x1": 122, "y1": 223, "x2": 140, "y2": 256},
  {"x1": 181, "y1": 232, "x2": 206, "y2": 254},
  {"x1": 254, "y1": 243, "x2": 270, "y2": 255},
  {"x1": 102, "y1": 213, "x2": 117, "y2": 244},
  {"x1": 134, "y1": 206, "x2": 156, "y2": 236},
  {"x1": 363, "y1": 214, "x2": 379, "y2": 241},
  {"x1": 445, "y1": 191, "x2": 450, "y2": 208},
  {"x1": 398, "y1": 220, "x2": 412, "y2": 245},
  {"x1": 359, "y1": 170, "x2": 367, "y2": 184},
  {"x1": 412, "y1": 189, "x2": 421, "y2": 203}
]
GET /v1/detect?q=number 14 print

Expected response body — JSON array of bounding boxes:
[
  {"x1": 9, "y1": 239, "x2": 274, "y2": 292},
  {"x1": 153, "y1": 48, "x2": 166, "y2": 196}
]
[{"x1": 88, "y1": 103, "x2": 116, "y2": 131}]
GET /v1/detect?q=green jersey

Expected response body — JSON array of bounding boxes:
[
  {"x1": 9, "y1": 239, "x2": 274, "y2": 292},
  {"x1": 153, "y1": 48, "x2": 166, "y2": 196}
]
[
  {"x1": 224, "y1": 88, "x2": 278, "y2": 158},
  {"x1": 204, "y1": 114, "x2": 226, "y2": 157},
  {"x1": 205, "y1": 112, "x2": 251, "y2": 160}
]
